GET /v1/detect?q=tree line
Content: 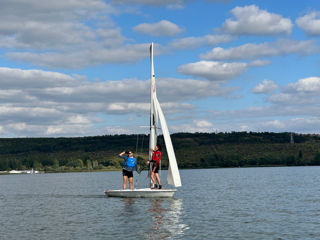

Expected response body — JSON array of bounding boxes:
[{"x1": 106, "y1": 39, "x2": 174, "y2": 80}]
[{"x1": 0, "y1": 132, "x2": 320, "y2": 172}]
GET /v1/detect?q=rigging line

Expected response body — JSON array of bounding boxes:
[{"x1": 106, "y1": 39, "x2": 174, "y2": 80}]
[
  {"x1": 140, "y1": 134, "x2": 145, "y2": 155},
  {"x1": 135, "y1": 134, "x2": 139, "y2": 156}
]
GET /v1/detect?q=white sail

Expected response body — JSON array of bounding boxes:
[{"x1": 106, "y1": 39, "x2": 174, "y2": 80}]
[
  {"x1": 153, "y1": 96, "x2": 182, "y2": 187},
  {"x1": 149, "y1": 42, "x2": 181, "y2": 188}
]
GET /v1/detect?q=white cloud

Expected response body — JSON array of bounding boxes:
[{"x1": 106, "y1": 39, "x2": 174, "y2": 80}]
[
  {"x1": 0, "y1": 67, "x2": 77, "y2": 88},
  {"x1": 296, "y1": 11, "x2": 320, "y2": 36},
  {"x1": 194, "y1": 120, "x2": 213, "y2": 128},
  {"x1": 249, "y1": 60, "x2": 270, "y2": 67},
  {"x1": 207, "y1": 0, "x2": 231, "y2": 2},
  {"x1": 6, "y1": 44, "x2": 151, "y2": 69},
  {"x1": 263, "y1": 119, "x2": 285, "y2": 129},
  {"x1": 0, "y1": 0, "x2": 154, "y2": 69},
  {"x1": 110, "y1": 0, "x2": 187, "y2": 9},
  {"x1": 169, "y1": 34, "x2": 232, "y2": 50},
  {"x1": 252, "y1": 79, "x2": 278, "y2": 94},
  {"x1": 266, "y1": 77, "x2": 320, "y2": 105},
  {"x1": 170, "y1": 119, "x2": 216, "y2": 133},
  {"x1": 0, "y1": 67, "x2": 232, "y2": 103},
  {"x1": 207, "y1": 104, "x2": 320, "y2": 133},
  {"x1": 133, "y1": 20, "x2": 184, "y2": 36},
  {"x1": 222, "y1": 5, "x2": 293, "y2": 35},
  {"x1": 178, "y1": 60, "x2": 267, "y2": 81},
  {"x1": 287, "y1": 77, "x2": 320, "y2": 93},
  {"x1": 0, "y1": 67, "x2": 234, "y2": 136},
  {"x1": 201, "y1": 39, "x2": 318, "y2": 61},
  {"x1": 111, "y1": 0, "x2": 230, "y2": 8},
  {"x1": 0, "y1": 0, "x2": 115, "y2": 49},
  {"x1": 258, "y1": 118, "x2": 320, "y2": 133},
  {"x1": 204, "y1": 73, "x2": 320, "y2": 133},
  {"x1": 96, "y1": 28, "x2": 126, "y2": 47}
]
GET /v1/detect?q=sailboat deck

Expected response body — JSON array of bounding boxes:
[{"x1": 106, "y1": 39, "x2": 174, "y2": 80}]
[{"x1": 105, "y1": 188, "x2": 177, "y2": 198}]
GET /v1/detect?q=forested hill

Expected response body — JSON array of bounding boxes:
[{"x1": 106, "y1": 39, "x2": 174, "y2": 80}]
[{"x1": 0, "y1": 132, "x2": 320, "y2": 172}]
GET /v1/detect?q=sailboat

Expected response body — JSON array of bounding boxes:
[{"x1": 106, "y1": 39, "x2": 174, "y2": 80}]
[{"x1": 105, "y1": 43, "x2": 182, "y2": 198}]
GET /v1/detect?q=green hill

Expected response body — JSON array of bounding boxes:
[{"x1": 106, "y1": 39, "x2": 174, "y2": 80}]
[{"x1": 0, "y1": 132, "x2": 320, "y2": 172}]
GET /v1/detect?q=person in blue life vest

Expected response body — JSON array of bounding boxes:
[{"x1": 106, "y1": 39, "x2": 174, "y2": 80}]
[{"x1": 119, "y1": 150, "x2": 138, "y2": 190}]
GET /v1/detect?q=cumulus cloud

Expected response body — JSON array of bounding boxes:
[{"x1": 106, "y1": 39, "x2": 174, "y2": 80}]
[
  {"x1": 296, "y1": 11, "x2": 320, "y2": 36},
  {"x1": 287, "y1": 77, "x2": 320, "y2": 93},
  {"x1": 0, "y1": 67, "x2": 233, "y2": 136},
  {"x1": 208, "y1": 105, "x2": 320, "y2": 133},
  {"x1": 0, "y1": 0, "x2": 115, "y2": 49},
  {"x1": 264, "y1": 77, "x2": 320, "y2": 106},
  {"x1": 0, "y1": 0, "x2": 159, "y2": 68},
  {"x1": 204, "y1": 73, "x2": 320, "y2": 133},
  {"x1": 200, "y1": 39, "x2": 318, "y2": 60},
  {"x1": 169, "y1": 34, "x2": 233, "y2": 50},
  {"x1": 222, "y1": 5, "x2": 293, "y2": 35},
  {"x1": 110, "y1": 0, "x2": 187, "y2": 8},
  {"x1": 265, "y1": 77, "x2": 320, "y2": 106},
  {"x1": 252, "y1": 79, "x2": 278, "y2": 94},
  {"x1": 6, "y1": 44, "x2": 151, "y2": 69},
  {"x1": 0, "y1": 67, "x2": 77, "y2": 88},
  {"x1": 170, "y1": 119, "x2": 216, "y2": 133},
  {"x1": 133, "y1": 20, "x2": 184, "y2": 36},
  {"x1": 111, "y1": 0, "x2": 230, "y2": 8},
  {"x1": 178, "y1": 60, "x2": 268, "y2": 81},
  {"x1": 258, "y1": 118, "x2": 320, "y2": 133}
]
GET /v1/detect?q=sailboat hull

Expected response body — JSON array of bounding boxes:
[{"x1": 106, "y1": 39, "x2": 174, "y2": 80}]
[{"x1": 105, "y1": 188, "x2": 176, "y2": 198}]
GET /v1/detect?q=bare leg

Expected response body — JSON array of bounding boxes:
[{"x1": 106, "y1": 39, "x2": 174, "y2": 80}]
[
  {"x1": 123, "y1": 175, "x2": 128, "y2": 189},
  {"x1": 155, "y1": 173, "x2": 162, "y2": 186},
  {"x1": 150, "y1": 172, "x2": 157, "y2": 185},
  {"x1": 128, "y1": 177, "x2": 134, "y2": 189}
]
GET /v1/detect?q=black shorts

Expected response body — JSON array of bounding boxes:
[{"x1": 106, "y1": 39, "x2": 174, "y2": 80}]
[
  {"x1": 122, "y1": 169, "x2": 133, "y2": 178},
  {"x1": 151, "y1": 164, "x2": 159, "y2": 173}
]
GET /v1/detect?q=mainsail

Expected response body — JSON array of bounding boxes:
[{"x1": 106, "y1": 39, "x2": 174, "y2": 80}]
[{"x1": 149, "y1": 43, "x2": 182, "y2": 188}]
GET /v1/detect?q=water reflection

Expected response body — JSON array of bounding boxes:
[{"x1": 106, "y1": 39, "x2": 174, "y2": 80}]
[
  {"x1": 122, "y1": 198, "x2": 136, "y2": 216},
  {"x1": 117, "y1": 197, "x2": 188, "y2": 239},
  {"x1": 145, "y1": 198, "x2": 188, "y2": 240},
  {"x1": 0, "y1": 194, "x2": 7, "y2": 207}
]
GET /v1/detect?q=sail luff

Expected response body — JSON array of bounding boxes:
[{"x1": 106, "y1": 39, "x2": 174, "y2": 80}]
[{"x1": 153, "y1": 96, "x2": 182, "y2": 187}]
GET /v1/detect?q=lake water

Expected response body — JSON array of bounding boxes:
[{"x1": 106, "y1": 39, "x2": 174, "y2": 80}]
[{"x1": 1, "y1": 167, "x2": 320, "y2": 239}]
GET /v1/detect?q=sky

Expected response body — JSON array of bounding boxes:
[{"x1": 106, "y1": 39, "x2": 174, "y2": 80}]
[{"x1": 1, "y1": 0, "x2": 320, "y2": 137}]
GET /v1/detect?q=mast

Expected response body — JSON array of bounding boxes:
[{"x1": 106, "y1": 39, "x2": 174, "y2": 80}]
[{"x1": 149, "y1": 43, "x2": 157, "y2": 160}]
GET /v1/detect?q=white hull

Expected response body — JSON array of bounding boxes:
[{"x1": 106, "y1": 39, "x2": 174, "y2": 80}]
[{"x1": 105, "y1": 188, "x2": 176, "y2": 198}]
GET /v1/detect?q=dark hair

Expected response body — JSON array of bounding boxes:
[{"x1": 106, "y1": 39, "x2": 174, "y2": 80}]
[
  {"x1": 156, "y1": 144, "x2": 162, "y2": 151},
  {"x1": 125, "y1": 150, "x2": 133, "y2": 154}
]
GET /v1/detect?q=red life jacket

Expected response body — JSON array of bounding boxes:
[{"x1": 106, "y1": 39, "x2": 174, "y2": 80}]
[{"x1": 152, "y1": 150, "x2": 161, "y2": 168}]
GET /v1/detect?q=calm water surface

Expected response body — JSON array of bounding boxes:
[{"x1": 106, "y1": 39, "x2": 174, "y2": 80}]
[{"x1": 1, "y1": 167, "x2": 320, "y2": 239}]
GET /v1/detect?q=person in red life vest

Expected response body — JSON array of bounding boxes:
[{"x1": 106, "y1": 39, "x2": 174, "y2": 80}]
[{"x1": 147, "y1": 144, "x2": 162, "y2": 189}]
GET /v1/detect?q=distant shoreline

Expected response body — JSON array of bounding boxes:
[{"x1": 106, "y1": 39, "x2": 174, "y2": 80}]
[{"x1": 2, "y1": 164, "x2": 316, "y2": 175}]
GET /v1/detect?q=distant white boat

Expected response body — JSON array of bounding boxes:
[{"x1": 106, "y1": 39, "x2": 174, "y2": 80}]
[
  {"x1": 105, "y1": 43, "x2": 182, "y2": 198},
  {"x1": 8, "y1": 169, "x2": 40, "y2": 174}
]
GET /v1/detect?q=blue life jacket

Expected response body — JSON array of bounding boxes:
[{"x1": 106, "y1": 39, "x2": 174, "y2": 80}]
[
  {"x1": 119, "y1": 155, "x2": 137, "y2": 171},
  {"x1": 125, "y1": 157, "x2": 136, "y2": 168}
]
